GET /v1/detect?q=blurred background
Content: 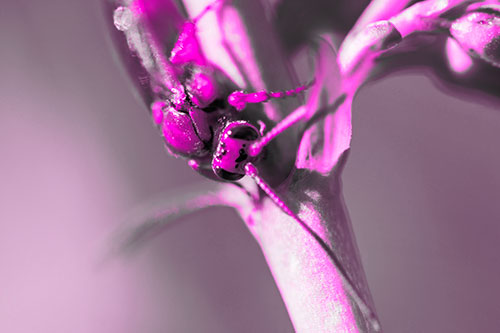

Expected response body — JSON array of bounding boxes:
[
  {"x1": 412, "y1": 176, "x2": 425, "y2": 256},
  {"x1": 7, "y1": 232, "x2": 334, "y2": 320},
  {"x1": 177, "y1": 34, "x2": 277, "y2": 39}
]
[{"x1": 1, "y1": 0, "x2": 499, "y2": 332}]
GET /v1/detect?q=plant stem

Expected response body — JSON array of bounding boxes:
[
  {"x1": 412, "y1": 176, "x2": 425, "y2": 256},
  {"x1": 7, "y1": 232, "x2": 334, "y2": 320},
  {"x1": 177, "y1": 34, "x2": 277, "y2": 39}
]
[{"x1": 180, "y1": 1, "x2": 381, "y2": 331}]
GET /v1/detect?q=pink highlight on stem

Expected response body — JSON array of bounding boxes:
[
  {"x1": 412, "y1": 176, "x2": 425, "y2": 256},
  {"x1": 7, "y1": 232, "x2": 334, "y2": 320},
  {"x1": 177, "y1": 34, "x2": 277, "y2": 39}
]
[
  {"x1": 446, "y1": 37, "x2": 474, "y2": 74},
  {"x1": 338, "y1": 21, "x2": 402, "y2": 74},
  {"x1": 296, "y1": 95, "x2": 351, "y2": 174},
  {"x1": 388, "y1": 0, "x2": 450, "y2": 37},
  {"x1": 257, "y1": 222, "x2": 360, "y2": 332},
  {"x1": 296, "y1": 36, "x2": 348, "y2": 174},
  {"x1": 245, "y1": 163, "x2": 377, "y2": 331},
  {"x1": 298, "y1": 202, "x2": 358, "y2": 332},
  {"x1": 352, "y1": 0, "x2": 413, "y2": 32}
]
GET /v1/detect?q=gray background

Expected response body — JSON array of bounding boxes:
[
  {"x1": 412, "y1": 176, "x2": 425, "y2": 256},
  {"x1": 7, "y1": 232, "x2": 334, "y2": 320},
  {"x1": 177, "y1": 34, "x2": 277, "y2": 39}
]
[{"x1": 1, "y1": 0, "x2": 499, "y2": 332}]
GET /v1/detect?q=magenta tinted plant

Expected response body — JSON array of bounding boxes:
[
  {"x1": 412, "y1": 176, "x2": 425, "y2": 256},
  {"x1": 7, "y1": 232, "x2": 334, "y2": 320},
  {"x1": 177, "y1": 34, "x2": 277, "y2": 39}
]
[{"x1": 106, "y1": 0, "x2": 500, "y2": 331}]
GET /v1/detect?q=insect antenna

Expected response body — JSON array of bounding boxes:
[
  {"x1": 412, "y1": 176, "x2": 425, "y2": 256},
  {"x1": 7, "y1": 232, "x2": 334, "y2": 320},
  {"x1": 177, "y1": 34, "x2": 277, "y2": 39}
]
[
  {"x1": 244, "y1": 162, "x2": 381, "y2": 331},
  {"x1": 249, "y1": 92, "x2": 347, "y2": 157},
  {"x1": 228, "y1": 80, "x2": 315, "y2": 111},
  {"x1": 248, "y1": 104, "x2": 309, "y2": 157}
]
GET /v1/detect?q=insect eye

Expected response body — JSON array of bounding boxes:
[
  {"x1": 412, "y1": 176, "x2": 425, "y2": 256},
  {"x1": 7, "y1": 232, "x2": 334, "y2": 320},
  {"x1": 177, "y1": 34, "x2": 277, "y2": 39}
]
[
  {"x1": 211, "y1": 122, "x2": 261, "y2": 182},
  {"x1": 161, "y1": 107, "x2": 206, "y2": 157}
]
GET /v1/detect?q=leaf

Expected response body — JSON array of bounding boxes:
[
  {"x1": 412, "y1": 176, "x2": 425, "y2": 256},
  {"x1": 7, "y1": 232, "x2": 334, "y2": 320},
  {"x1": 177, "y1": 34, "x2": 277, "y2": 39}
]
[{"x1": 111, "y1": 181, "x2": 252, "y2": 256}]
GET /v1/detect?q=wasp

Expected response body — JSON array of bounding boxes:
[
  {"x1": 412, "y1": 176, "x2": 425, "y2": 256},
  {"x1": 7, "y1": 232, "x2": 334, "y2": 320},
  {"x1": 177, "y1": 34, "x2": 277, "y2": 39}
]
[
  {"x1": 110, "y1": 2, "x2": 379, "y2": 328},
  {"x1": 112, "y1": 0, "x2": 313, "y2": 186}
]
